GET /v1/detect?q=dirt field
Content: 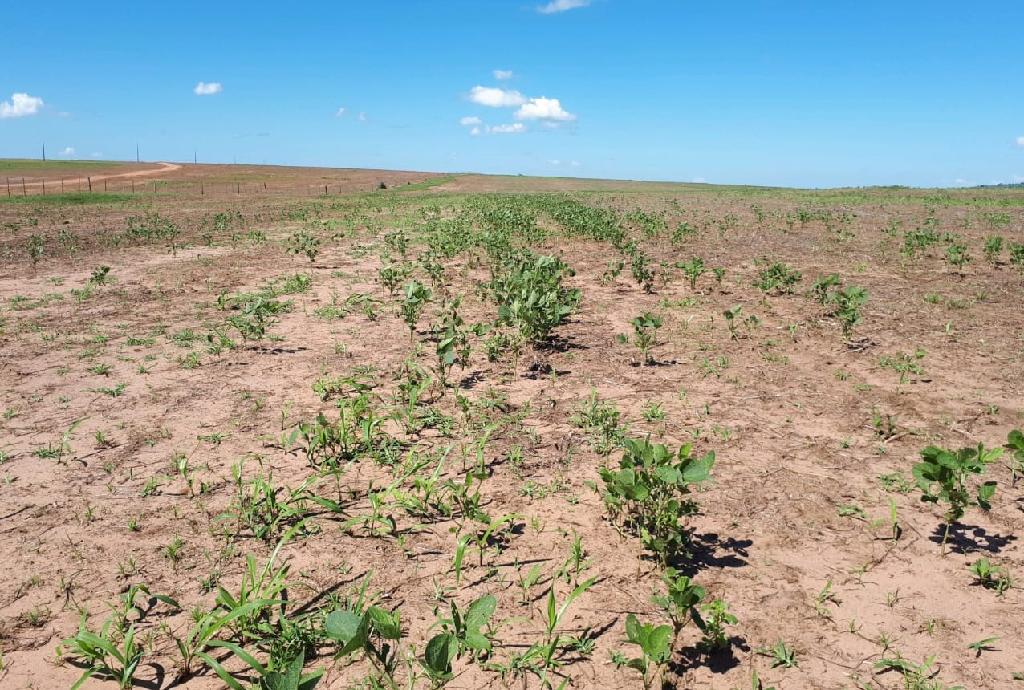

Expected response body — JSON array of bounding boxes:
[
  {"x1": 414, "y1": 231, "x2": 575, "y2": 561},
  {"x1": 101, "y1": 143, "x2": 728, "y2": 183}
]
[{"x1": 1, "y1": 163, "x2": 1022, "y2": 689}]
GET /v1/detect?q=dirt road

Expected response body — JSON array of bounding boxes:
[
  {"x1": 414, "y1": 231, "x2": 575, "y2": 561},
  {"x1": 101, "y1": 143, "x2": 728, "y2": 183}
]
[{"x1": 18, "y1": 161, "x2": 182, "y2": 189}]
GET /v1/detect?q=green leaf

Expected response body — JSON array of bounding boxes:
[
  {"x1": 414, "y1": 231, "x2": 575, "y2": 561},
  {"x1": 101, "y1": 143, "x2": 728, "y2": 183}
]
[
  {"x1": 424, "y1": 633, "x2": 457, "y2": 674},
  {"x1": 324, "y1": 610, "x2": 368, "y2": 656},
  {"x1": 367, "y1": 606, "x2": 401, "y2": 640},
  {"x1": 682, "y1": 451, "x2": 715, "y2": 483},
  {"x1": 465, "y1": 595, "x2": 497, "y2": 630},
  {"x1": 625, "y1": 613, "x2": 641, "y2": 643}
]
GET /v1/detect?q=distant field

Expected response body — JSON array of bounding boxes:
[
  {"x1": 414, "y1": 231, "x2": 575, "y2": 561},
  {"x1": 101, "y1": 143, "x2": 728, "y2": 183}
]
[
  {"x1": 0, "y1": 191, "x2": 138, "y2": 206},
  {"x1": 0, "y1": 158, "x2": 128, "y2": 176}
]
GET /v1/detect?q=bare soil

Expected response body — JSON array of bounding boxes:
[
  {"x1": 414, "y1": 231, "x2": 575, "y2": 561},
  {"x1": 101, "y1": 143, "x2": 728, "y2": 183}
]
[{"x1": 1, "y1": 166, "x2": 1022, "y2": 689}]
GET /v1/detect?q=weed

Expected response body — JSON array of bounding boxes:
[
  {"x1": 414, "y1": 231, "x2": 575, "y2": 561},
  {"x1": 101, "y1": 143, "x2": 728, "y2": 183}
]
[
  {"x1": 969, "y1": 558, "x2": 1012, "y2": 595},
  {"x1": 755, "y1": 262, "x2": 802, "y2": 295},
  {"x1": 757, "y1": 640, "x2": 798, "y2": 668}
]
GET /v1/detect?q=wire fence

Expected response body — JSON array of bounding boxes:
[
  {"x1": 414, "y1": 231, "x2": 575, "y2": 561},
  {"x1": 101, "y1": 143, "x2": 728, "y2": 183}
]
[{"x1": 3, "y1": 176, "x2": 398, "y2": 200}]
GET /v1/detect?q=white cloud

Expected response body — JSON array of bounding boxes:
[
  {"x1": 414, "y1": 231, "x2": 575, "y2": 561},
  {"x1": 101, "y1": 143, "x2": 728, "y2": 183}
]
[
  {"x1": 1016, "y1": 136, "x2": 1024, "y2": 147},
  {"x1": 335, "y1": 107, "x2": 347, "y2": 117},
  {"x1": 470, "y1": 127, "x2": 481, "y2": 136},
  {"x1": 537, "y1": 0, "x2": 590, "y2": 14},
  {"x1": 193, "y1": 81, "x2": 223, "y2": 96},
  {"x1": 0, "y1": 92, "x2": 44, "y2": 119},
  {"x1": 493, "y1": 70, "x2": 514, "y2": 81},
  {"x1": 570, "y1": 160, "x2": 581, "y2": 167},
  {"x1": 514, "y1": 97, "x2": 576, "y2": 122},
  {"x1": 90, "y1": 152, "x2": 103, "y2": 158},
  {"x1": 358, "y1": 111, "x2": 367, "y2": 122},
  {"x1": 459, "y1": 116, "x2": 482, "y2": 126},
  {"x1": 549, "y1": 159, "x2": 561, "y2": 166},
  {"x1": 59, "y1": 147, "x2": 75, "y2": 156},
  {"x1": 468, "y1": 86, "x2": 526, "y2": 107},
  {"x1": 490, "y1": 123, "x2": 526, "y2": 134}
]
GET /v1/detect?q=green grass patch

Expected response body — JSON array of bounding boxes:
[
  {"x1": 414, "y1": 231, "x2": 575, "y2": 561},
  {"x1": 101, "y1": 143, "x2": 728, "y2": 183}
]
[
  {"x1": 0, "y1": 192, "x2": 138, "y2": 206},
  {"x1": 0, "y1": 159, "x2": 126, "y2": 174},
  {"x1": 394, "y1": 175, "x2": 458, "y2": 192}
]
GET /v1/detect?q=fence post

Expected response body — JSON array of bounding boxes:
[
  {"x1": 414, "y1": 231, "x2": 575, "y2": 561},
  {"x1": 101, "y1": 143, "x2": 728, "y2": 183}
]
[
  {"x1": 22, "y1": 178, "x2": 27, "y2": 196},
  {"x1": 131, "y1": 179, "x2": 135, "y2": 193},
  {"x1": 88, "y1": 176, "x2": 92, "y2": 192},
  {"x1": 61, "y1": 177, "x2": 64, "y2": 193},
  {"x1": 201, "y1": 181, "x2": 204, "y2": 196},
  {"x1": 104, "y1": 179, "x2": 107, "y2": 192},
  {"x1": 42, "y1": 179, "x2": 46, "y2": 194},
  {"x1": 6, "y1": 177, "x2": 10, "y2": 197},
  {"x1": 236, "y1": 182, "x2": 240, "y2": 194}
]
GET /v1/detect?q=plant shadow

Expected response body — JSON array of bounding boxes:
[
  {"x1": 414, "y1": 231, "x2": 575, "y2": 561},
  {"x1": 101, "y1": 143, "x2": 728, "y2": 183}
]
[
  {"x1": 928, "y1": 522, "x2": 1017, "y2": 554},
  {"x1": 671, "y1": 533, "x2": 752, "y2": 576},
  {"x1": 671, "y1": 637, "x2": 748, "y2": 676}
]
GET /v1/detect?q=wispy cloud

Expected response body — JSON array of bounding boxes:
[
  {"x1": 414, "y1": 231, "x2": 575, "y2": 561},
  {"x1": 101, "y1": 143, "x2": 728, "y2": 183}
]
[
  {"x1": 335, "y1": 106, "x2": 347, "y2": 117},
  {"x1": 0, "y1": 92, "x2": 44, "y2": 119},
  {"x1": 537, "y1": 0, "x2": 590, "y2": 14},
  {"x1": 193, "y1": 81, "x2": 223, "y2": 96},
  {"x1": 468, "y1": 86, "x2": 526, "y2": 107},
  {"x1": 490, "y1": 123, "x2": 526, "y2": 134},
  {"x1": 459, "y1": 116, "x2": 482, "y2": 126},
  {"x1": 1016, "y1": 135, "x2": 1024, "y2": 147},
  {"x1": 59, "y1": 146, "x2": 75, "y2": 156},
  {"x1": 515, "y1": 97, "x2": 576, "y2": 122},
  {"x1": 493, "y1": 69, "x2": 514, "y2": 81}
]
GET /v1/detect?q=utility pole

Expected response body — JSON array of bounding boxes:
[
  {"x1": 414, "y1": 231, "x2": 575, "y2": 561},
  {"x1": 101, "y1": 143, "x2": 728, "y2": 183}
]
[
  {"x1": 42, "y1": 143, "x2": 46, "y2": 161},
  {"x1": 194, "y1": 151, "x2": 197, "y2": 165},
  {"x1": 136, "y1": 143, "x2": 140, "y2": 163}
]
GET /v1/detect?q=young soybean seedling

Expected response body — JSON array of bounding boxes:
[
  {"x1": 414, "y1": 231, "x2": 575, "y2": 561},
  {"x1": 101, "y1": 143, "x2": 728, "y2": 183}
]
[
  {"x1": 723, "y1": 306, "x2": 743, "y2": 340},
  {"x1": 631, "y1": 312, "x2": 662, "y2": 365},
  {"x1": 651, "y1": 568, "x2": 705, "y2": 633},
  {"x1": 677, "y1": 257, "x2": 706, "y2": 291},
  {"x1": 1004, "y1": 429, "x2": 1024, "y2": 484},
  {"x1": 913, "y1": 442, "x2": 1001, "y2": 553},
  {"x1": 620, "y1": 614, "x2": 673, "y2": 690},
  {"x1": 694, "y1": 598, "x2": 737, "y2": 652},
  {"x1": 401, "y1": 280, "x2": 431, "y2": 337}
]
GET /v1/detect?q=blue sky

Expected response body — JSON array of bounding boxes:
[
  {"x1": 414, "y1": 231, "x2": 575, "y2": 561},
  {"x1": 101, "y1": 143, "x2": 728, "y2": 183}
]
[{"x1": 2, "y1": 1, "x2": 1023, "y2": 188}]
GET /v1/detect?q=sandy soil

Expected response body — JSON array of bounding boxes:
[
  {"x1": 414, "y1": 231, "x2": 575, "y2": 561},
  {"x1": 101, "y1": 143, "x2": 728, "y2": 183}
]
[{"x1": 0, "y1": 170, "x2": 1022, "y2": 689}]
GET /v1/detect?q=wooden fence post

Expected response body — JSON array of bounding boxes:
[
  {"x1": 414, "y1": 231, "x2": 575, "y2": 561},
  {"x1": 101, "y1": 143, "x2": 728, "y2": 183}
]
[
  {"x1": 22, "y1": 178, "x2": 27, "y2": 195},
  {"x1": 6, "y1": 177, "x2": 10, "y2": 197},
  {"x1": 88, "y1": 176, "x2": 92, "y2": 192}
]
